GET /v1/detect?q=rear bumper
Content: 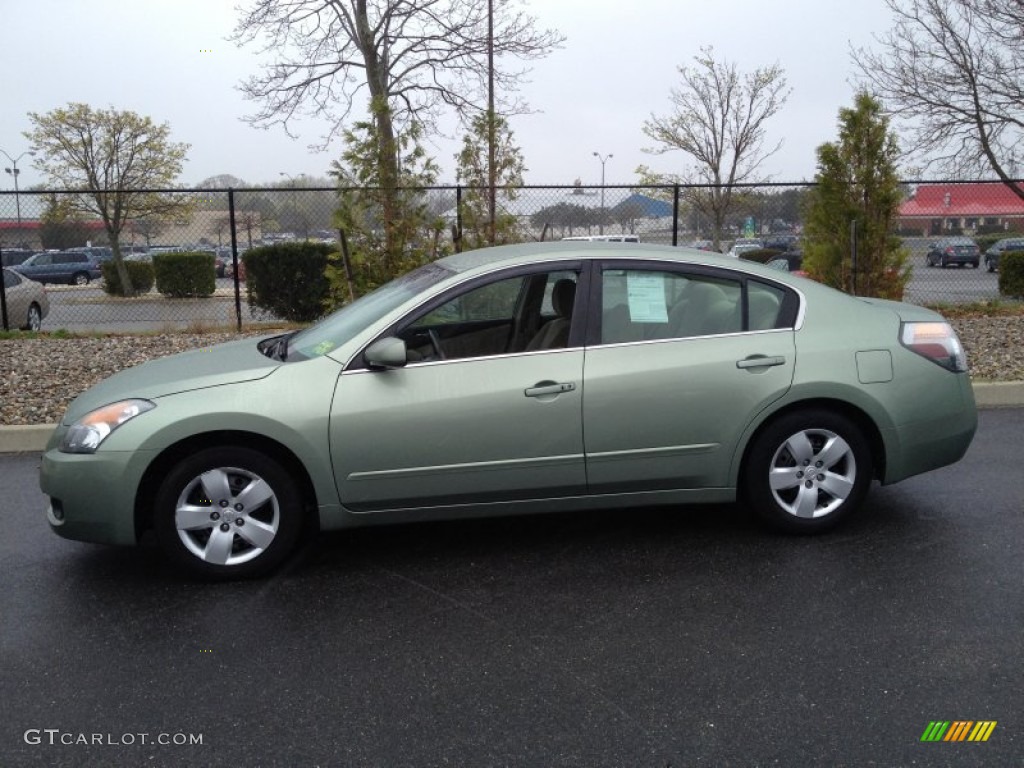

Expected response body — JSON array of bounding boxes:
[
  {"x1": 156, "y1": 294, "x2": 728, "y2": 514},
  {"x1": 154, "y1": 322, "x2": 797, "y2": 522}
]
[{"x1": 882, "y1": 375, "x2": 977, "y2": 484}]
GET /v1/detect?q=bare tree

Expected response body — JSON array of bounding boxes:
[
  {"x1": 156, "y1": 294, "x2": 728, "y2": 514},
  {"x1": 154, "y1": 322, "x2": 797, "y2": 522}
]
[
  {"x1": 231, "y1": 1, "x2": 560, "y2": 263},
  {"x1": 854, "y1": 0, "x2": 1024, "y2": 196},
  {"x1": 25, "y1": 103, "x2": 191, "y2": 296},
  {"x1": 231, "y1": 0, "x2": 561, "y2": 142},
  {"x1": 639, "y1": 47, "x2": 789, "y2": 250}
]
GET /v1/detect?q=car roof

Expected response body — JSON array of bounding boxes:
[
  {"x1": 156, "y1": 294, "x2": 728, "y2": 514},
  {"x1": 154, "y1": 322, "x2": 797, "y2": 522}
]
[{"x1": 435, "y1": 241, "x2": 802, "y2": 283}]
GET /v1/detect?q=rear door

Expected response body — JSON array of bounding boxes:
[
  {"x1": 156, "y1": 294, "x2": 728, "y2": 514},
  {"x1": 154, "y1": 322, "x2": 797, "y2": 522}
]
[{"x1": 582, "y1": 262, "x2": 798, "y2": 492}]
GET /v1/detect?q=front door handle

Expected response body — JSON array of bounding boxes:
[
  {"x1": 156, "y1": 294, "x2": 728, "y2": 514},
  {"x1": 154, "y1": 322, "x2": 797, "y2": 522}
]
[
  {"x1": 525, "y1": 381, "x2": 576, "y2": 397},
  {"x1": 736, "y1": 355, "x2": 786, "y2": 369}
]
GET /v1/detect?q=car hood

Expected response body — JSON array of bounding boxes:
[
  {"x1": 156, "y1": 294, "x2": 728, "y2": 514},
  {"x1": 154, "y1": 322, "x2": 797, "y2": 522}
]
[{"x1": 62, "y1": 337, "x2": 280, "y2": 424}]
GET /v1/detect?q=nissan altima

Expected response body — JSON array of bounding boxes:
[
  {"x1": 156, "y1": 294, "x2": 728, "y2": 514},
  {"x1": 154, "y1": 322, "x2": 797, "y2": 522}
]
[{"x1": 40, "y1": 243, "x2": 977, "y2": 578}]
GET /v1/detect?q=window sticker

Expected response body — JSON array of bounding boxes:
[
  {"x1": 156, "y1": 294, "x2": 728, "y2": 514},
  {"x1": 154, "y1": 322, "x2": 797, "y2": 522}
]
[{"x1": 626, "y1": 272, "x2": 669, "y2": 323}]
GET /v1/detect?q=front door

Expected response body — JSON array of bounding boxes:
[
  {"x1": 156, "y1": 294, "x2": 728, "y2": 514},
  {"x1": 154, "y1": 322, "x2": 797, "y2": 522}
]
[{"x1": 330, "y1": 266, "x2": 587, "y2": 512}]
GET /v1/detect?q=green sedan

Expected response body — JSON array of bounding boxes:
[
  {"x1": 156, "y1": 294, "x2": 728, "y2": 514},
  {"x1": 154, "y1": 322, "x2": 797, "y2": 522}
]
[{"x1": 41, "y1": 243, "x2": 977, "y2": 579}]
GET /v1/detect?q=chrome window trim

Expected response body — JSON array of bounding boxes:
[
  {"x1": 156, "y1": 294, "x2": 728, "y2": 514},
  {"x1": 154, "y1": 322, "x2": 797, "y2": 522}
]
[
  {"x1": 340, "y1": 344, "x2": 585, "y2": 375},
  {"x1": 588, "y1": 327, "x2": 792, "y2": 352}
]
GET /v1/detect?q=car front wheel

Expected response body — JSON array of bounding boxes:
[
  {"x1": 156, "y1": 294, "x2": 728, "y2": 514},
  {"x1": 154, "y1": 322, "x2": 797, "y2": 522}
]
[
  {"x1": 743, "y1": 410, "x2": 872, "y2": 534},
  {"x1": 154, "y1": 447, "x2": 305, "y2": 579},
  {"x1": 71, "y1": 272, "x2": 89, "y2": 285},
  {"x1": 23, "y1": 302, "x2": 42, "y2": 331}
]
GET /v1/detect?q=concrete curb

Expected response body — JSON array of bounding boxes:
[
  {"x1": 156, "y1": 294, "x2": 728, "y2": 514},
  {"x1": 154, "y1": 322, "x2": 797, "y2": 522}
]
[{"x1": 2, "y1": 381, "x2": 1022, "y2": 455}]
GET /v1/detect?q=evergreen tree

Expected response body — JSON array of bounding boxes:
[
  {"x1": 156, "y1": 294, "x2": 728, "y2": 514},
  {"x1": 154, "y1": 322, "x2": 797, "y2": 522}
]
[
  {"x1": 802, "y1": 93, "x2": 909, "y2": 299},
  {"x1": 455, "y1": 111, "x2": 527, "y2": 249}
]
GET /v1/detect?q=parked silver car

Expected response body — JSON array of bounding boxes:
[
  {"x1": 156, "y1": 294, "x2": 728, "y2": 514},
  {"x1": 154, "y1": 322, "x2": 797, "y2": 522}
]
[{"x1": 2, "y1": 268, "x2": 50, "y2": 330}]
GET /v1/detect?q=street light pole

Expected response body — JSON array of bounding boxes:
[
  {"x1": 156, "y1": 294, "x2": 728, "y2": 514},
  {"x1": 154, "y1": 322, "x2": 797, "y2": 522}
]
[
  {"x1": 592, "y1": 152, "x2": 612, "y2": 235},
  {"x1": 1, "y1": 149, "x2": 34, "y2": 244}
]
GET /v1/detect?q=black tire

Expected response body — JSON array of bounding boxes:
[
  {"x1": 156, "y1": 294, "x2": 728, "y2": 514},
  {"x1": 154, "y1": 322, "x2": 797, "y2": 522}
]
[
  {"x1": 987, "y1": 260, "x2": 996, "y2": 273},
  {"x1": 153, "y1": 446, "x2": 305, "y2": 579},
  {"x1": 971, "y1": 260, "x2": 979, "y2": 269},
  {"x1": 22, "y1": 302, "x2": 42, "y2": 331},
  {"x1": 940, "y1": 257, "x2": 948, "y2": 268},
  {"x1": 742, "y1": 409, "x2": 873, "y2": 534},
  {"x1": 71, "y1": 271, "x2": 89, "y2": 286}
]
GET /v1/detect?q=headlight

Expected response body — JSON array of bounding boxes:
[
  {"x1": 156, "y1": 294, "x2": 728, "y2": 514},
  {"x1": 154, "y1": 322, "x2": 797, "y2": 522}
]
[{"x1": 59, "y1": 399, "x2": 155, "y2": 454}]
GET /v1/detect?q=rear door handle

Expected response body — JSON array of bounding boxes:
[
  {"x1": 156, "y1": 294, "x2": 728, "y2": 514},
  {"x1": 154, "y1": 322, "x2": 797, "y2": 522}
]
[
  {"x1": 525, "y1": 381, "x2": 576, "y2": 397},
  {"x1": 736, "y1": 355, "x2": 786, "y2": 369}
]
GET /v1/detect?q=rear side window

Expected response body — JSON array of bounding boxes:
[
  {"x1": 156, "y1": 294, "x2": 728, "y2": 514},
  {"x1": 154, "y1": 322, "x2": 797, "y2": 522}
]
[
  {"x1": 600, "y1": 269, "x2": 742, "y2": 343},
  {"x1": 748, "y1": 281, "x2": 786, "y2": 331}
]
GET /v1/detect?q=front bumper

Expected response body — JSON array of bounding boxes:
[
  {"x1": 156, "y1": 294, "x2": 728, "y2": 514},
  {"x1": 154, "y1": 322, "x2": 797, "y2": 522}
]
[{"x1": 40, "y1": 438, "x2": 155, "y2": 546}]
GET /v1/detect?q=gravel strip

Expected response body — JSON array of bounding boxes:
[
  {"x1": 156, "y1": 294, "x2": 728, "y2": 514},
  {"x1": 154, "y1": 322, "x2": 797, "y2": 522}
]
[{"x1": 1, "y1": 317, "x2": 1022, "y2": 425}]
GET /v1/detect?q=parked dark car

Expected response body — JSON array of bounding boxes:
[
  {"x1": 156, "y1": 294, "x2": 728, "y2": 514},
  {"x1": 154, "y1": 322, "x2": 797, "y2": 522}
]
[
  {"x1": 1, "y1": 248, "x2": 37, "y2": 267},
  {"x1": 762, "y1": 235, "x2": 800, "y2": 252},
  {"x1": 12, "y1": 250, "x2": 107, "y2": 285},
  {"x1": 925, "y1": 237, "x2": 980, "y2": 268},
  {"x1": 983, "y1": 237, "x2": 1024, "y2": 272}
]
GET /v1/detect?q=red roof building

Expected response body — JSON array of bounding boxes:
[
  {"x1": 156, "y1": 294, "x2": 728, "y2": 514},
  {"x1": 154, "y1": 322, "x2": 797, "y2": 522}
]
[{"x1": 898, "y1": 182, "x2": 1024, "y2": 236}]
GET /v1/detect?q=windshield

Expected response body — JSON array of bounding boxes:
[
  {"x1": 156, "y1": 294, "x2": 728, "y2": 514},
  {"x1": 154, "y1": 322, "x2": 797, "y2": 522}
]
[{"x1": 284, "y1": 261, "x2": 454, "y2": 361}]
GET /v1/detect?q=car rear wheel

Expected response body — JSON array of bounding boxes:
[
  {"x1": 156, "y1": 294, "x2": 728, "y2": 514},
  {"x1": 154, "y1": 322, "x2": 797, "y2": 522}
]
[
  {"x1": 743, "y1": 410, "x2": 872, "y2": 534},
  {"x1": 154, "y1": 447, "x2": 305, "y2": 579},
  {"x1": 987, "y1": 260, "x2": 996, "y2": 273},
  {"x1": 23, "y1": 302, "x2": 42, "y2": 331},
  {"x1": 71, "y1": 271, "x2": 89, "y2": 286}
]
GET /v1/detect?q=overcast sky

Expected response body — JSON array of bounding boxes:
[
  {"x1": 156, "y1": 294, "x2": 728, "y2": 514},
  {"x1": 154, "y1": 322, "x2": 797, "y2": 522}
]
[{"x1": 1, "y1": 0, "x2": 894, "y2": 190}]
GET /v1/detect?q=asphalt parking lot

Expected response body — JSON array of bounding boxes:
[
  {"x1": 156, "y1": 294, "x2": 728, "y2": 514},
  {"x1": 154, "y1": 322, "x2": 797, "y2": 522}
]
[{"x1": 1, "y1": 409, "x2": 1021, "y2": 767}]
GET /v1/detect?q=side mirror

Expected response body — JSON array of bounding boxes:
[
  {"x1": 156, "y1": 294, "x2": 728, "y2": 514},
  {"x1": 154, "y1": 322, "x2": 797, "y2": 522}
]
[{"x1": 364, "y1": 337, "x2": 408, "y2": 369}]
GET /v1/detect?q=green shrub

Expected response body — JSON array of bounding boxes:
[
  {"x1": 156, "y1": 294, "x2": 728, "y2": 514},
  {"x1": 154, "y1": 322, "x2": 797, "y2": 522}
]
[
  {"x1": 243, "y1": 242, "x2": 335, "y2": 322},
  {"x1": 101, "y1": 260, "x2": 155, "y2": 295},
  {"x1": 974, "y1": 233, "x2": 1015, "y2": 253},
  {"x1": 152, "y1": 251, "x2": 215, "y2": 298},
  {"x1": 738, "y1": 248, "x2": 783, "y2": 264},
  {"x1": 998, "y1": 251, "x2": 1024, "y2": 299}
]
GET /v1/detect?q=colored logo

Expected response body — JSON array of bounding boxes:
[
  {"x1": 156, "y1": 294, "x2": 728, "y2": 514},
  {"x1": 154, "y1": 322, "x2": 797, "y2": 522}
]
[{"x1": 921, "y1": 721, "x2": 997, "y2": 742}]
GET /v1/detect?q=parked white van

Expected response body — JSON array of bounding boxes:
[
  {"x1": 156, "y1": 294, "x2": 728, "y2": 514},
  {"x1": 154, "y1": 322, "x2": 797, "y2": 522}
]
[{"x1": 561, "y1": 235, "x2": 640, "y2": 243}]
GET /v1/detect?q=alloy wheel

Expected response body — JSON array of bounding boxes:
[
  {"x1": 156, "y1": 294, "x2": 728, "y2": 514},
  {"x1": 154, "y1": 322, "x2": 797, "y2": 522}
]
[
  {"x1": 767, "y1": 428, "x2": 857, "y2": 519},
  {"x1": 174, "y1": 466, "x2": 281, "y2": 566}
]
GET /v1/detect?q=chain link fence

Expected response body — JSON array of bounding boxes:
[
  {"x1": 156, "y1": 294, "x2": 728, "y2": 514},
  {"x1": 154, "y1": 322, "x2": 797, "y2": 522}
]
[{"x1": 1, "y1": 181, "x2": 1018, "y2": 333}]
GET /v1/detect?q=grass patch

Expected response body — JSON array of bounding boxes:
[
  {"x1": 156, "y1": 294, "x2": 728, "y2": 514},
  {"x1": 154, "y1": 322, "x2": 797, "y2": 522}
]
[
  {"x1": 0, "y1": 322, "x2": 298, "y2": 341},
  {"x1": 924, "y1": 299, "x2": 1024, "y2": 318}
]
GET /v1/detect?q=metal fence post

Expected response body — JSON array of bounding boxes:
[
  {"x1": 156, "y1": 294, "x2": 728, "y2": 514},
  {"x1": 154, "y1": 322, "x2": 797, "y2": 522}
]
[
  {"x1": 672, "y1": 184, "x2": 680, "y2": 246},
  {"x1": 228, "y1": 188, "x2": 242, "y2": 332},
  {"x1": 850, "y1": 219, "x2": 858, "y2": 295},
  {"x1": 454, "y1": 184, "x2": 463, "y2": 253},
  {"x1": 0, "y1": 245, "x2": 9, "y2": 331}
]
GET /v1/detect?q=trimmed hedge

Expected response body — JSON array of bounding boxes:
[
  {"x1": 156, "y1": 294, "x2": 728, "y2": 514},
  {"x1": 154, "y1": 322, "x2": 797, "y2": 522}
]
[
  {"x1": 101, "y1": 260, "x2": 155, "y2": 296},
  {"x1": 152, "y1": 251, "x2": 216, "y2": 298},
  {"x1": 998, "y1": 251, "x2": 1024, "y2": 299},
  {"x1": 243, "y1": 242, "x2": 335, "y2": 322}
]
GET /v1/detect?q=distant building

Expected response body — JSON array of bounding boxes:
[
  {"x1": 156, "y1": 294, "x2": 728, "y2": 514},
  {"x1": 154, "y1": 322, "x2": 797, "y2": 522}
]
[{"x1": 898, "y1": 182, "x2": 1024, "y2": 236}]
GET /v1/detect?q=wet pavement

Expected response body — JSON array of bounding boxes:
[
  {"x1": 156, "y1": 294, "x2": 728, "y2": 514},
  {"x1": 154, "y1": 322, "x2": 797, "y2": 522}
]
[{"x1": 1, "y1": 410, "x2": 1021, "y2": 767}]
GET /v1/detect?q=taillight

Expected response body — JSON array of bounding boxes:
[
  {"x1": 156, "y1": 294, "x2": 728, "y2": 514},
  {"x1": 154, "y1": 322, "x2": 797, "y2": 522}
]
[{"x1": 900, "y1": 322, "x2": 968, "y2": 372}]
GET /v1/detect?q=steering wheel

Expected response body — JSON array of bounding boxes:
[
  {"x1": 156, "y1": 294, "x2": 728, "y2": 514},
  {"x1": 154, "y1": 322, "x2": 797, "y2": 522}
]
[{"x1": 427, "y1": 329, "x2": 447, "y2": 360}]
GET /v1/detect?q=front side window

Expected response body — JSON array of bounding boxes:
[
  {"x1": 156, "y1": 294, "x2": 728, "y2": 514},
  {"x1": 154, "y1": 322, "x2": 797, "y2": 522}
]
[
  {"x1": 285, "y1": 261, "x2": 454, "y2": 361},
  {"x1": 398, "y1": 268, "x2": 580, "y2": 362},
  {"x1": 600, "y1": 268, "x2": 742, "y2": 343}
]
